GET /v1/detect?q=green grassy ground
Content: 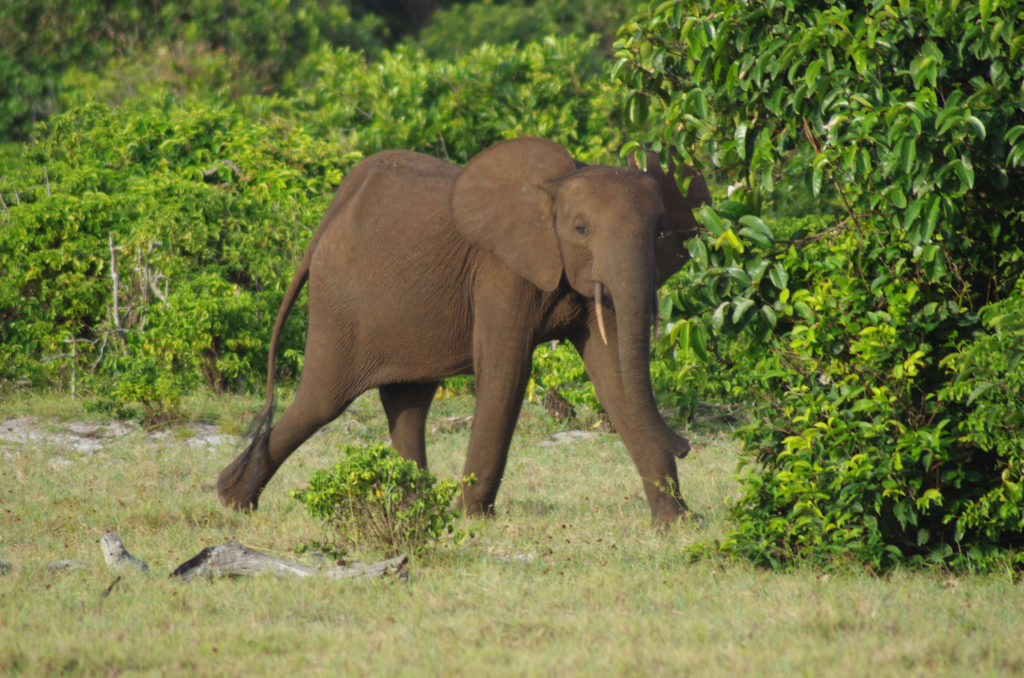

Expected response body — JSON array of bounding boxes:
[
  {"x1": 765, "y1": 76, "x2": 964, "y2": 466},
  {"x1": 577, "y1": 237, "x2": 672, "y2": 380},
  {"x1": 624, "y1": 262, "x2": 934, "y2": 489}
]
[{"x1": 2, "y1": 392, "x2": 1022, "y2": 676}]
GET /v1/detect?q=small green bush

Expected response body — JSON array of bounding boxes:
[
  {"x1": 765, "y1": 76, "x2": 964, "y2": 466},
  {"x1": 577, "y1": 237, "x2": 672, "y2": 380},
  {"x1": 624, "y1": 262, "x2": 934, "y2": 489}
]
[{"x1": 290, "y1": 443, "x2": 469, "y2": 558}]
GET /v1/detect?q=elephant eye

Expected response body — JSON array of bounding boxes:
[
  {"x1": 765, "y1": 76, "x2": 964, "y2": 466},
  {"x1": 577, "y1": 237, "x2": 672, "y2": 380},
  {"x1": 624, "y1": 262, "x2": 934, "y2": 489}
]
[
  {"x1": 574, "y1": 222, "x2": 590, "y2": 236},
  {"x1": 656, "y1": 216, "x2": 669, "y2": 238}
]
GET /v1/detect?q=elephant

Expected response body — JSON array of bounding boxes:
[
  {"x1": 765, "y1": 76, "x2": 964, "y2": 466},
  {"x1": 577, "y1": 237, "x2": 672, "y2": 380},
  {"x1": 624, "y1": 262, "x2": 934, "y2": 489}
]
[{"x1": 217, "y1": 137, "x2": 710, "y2": 524}]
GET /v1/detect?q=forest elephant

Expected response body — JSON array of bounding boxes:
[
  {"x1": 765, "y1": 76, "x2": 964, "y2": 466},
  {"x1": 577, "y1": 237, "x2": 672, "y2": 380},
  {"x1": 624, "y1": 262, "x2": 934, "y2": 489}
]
[{"x1": 217, "y1": 137, "x2": 711, "y2": 524}]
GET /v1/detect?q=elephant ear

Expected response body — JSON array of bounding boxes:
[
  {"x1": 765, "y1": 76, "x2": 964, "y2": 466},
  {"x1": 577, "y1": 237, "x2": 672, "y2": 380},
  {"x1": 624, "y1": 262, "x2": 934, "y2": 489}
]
[
  {"x1": 630, "y1": 149, "x2": 712, "y2": 286},
  {"x1": 453, "y1": 138, "x2": 577, "y2": 292}
]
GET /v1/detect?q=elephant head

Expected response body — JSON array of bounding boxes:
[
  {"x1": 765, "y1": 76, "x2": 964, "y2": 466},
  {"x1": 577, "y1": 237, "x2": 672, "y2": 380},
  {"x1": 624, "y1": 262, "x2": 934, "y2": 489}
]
[
  {"x1": 452, "y1": 138, "x2": 707, "y2": 490},
  {"x1": 452, "y1": 139, "x2": 709, "y2": 293}
]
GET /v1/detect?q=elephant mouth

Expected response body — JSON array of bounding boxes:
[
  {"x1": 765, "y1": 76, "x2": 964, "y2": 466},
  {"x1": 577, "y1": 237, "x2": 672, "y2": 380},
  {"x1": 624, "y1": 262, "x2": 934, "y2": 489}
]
[{"x1": 593, "y1": 280, "x2": 660, "y2": 346}]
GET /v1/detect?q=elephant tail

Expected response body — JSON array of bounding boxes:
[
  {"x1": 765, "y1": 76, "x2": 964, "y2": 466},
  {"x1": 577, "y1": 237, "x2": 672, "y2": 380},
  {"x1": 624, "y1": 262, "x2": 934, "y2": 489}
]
[
  {"x1": 221, "y1": 245, "x2": 314, "y2": 510},
  {"x1": 260, "y1": 244, "x2": 314, "y2": 419}
]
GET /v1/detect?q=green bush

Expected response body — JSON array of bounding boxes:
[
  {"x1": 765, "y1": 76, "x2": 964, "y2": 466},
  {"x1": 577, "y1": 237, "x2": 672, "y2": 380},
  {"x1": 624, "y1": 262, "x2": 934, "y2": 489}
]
[
  {"x1": 0, "y1": 0, "x2": 385, "y2": 141},
  {"x1": 617, "y1": 0, "x2": 1024, "y2": 570},
  {"x1": 287, "y1": 35, "x2": 626, "y2": 164},
  {"x1": 529, "y1": 341, "x2": 600, "y2": 416},
  {"x1": 290, "y1": 443, "x2": 468, "y2": 558},
  {"x1": 408, "y1": 0, "x2": 634, "y2": 59},
  {"x1": 0, "y1": 99, "x2": 351, "y2": 420}
]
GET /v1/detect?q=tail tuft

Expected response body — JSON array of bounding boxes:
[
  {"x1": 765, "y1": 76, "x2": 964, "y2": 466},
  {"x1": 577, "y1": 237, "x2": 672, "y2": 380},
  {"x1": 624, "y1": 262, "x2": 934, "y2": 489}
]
[{"x1": 217, "y1": 399, "x2": 275, "y2": 511}]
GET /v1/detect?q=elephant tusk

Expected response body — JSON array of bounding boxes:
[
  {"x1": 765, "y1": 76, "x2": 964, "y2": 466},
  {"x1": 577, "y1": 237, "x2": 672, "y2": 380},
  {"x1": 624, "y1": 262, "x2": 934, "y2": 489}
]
[{"x1": 594, "y1": 281, "x2": 609, "y2": 346}]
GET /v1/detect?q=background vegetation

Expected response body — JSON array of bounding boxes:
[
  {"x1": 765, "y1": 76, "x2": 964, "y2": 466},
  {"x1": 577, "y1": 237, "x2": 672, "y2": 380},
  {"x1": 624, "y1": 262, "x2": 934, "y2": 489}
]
[
  {"x1": 2, "y1": 0, "x2": 1022, "y2": 572},
  {"x1": 616, "y1": 0, "x2": 1024, "y2": 570}
]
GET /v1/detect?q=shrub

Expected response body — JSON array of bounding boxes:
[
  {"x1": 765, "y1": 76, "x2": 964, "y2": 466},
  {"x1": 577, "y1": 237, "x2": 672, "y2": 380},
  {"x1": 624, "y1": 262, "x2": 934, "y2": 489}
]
[
  {"x1": 0, "y1": 0, "x2": 385, "y2": 140},
  {"x1": 290, "y1": 443, "x2": 468, "y2": 558},
  {"x1": 0, "y1": 99, "x2": 350, "y2": 420},
  {"x1": 408, "y1": 0, "x2": 634, "y2": 59},
  {"x1": 617, "y1": 0, "x2": 1024, "y2": 570},
  {"x1": 287, "y1": 35, "x2": 626, "y2": 164}
]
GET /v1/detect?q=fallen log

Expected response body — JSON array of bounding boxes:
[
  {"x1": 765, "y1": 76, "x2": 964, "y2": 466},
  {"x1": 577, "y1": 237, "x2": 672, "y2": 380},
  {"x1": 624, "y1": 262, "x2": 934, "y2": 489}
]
[{"x1": 170, "y1": 540, "x2": 407, "y2": 582}]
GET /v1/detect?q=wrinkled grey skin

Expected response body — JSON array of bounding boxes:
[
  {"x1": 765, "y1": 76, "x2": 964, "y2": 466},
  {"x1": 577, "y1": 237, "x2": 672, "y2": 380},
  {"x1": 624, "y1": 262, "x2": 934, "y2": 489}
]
[{"x1": 218, "y1": 138, "x2": 710, "y2": 524}]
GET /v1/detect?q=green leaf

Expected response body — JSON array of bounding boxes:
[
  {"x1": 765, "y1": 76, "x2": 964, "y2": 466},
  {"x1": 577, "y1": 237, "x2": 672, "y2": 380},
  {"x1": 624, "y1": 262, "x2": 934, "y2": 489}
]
[
  {"x1": 793, "y1": 300, "x2": 814, "y2": 322},
  {"x1": 738, "y1": 214, "x2": 774, "y2": 243},
  {"x1": 769, "y1": 263, "x2": 788, "y2": 290},
  {"x1": 924, "y1": 195, "x2": 942, "y2": 241},
  {"x1": 967, "y1": 382, "x2": 996, "y2": 405},
  {"x1": 735, "y1": 123, "x2": 749, "y2": 160},
  {"x1": 910, "y1": 56, "x2": 937, "y2": 89},
  {"x1": 804, "y1": 59, "x2": 824, "y2": 90},
  {"x1": 732, "y1": 298, "x2": 756, "y2": 324},
  {"x1": 619, "y1": 140, "x2": 642, "y2": 163},
  {"x1": 691, "y1": 322, "x2": 710, "y2": 361},
  {"x1": 719, "y1": 228, "x2": 745, "y2": 252},
  {"x1": 966, "y1": 115, "x2": 986, "y2": 140},
  {"x1": 698, "y1": 205, "x2": 727, "y2": 236},
  {"x1": 954, "y1": 156, "x2": 975, "y2": 190},
  {"x1": 904, "y1": 197, "x2": 925, "y2": 232},
  {"x1": 627, "y1": 93, "x2": 650, "y2": 124},
  {"x1": 727, "y1": 266, "x2": 752, "y2": 286},
  {"x1": 811, "y1": 164, "x2": 823, "y2": 196},
  {"x1": 687, "y1": 235, "x2": 709, "y2": 267},
  {"x1": 1006, "y1": 125, "x2": 1024, "y2": 146},
  {"x1": 711, "y1": 301, "x2": 728, "y2": 330},
  {"x1": 980, "y1": 0, "x2": 993, "y2": 24},
  {"x1": 899, "y1": 137, "x2": 916, "y2": 175}
]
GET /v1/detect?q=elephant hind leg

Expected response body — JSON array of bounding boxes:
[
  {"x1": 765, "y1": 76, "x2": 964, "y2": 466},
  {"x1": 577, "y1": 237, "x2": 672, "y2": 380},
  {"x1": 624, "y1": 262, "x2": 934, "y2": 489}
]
[
  {"x1": 218, "y1": 382, "x2": 359, "y2": 511},
  {"x1": 380, "y1": 382, "x2": 439, "y2": 468}
]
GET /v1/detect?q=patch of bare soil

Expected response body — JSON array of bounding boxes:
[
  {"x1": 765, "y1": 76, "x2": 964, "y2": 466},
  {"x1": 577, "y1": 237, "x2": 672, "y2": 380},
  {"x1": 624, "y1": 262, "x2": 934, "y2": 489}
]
[{"x1": 0, "y1": 417, "x2": 234, "y2": 460}]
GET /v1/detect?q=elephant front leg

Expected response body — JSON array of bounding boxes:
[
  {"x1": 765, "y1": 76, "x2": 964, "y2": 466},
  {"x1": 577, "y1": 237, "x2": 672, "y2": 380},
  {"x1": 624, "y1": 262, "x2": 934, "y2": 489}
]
[
  {"x1": 459, "y1": 334, "x2": 534, "y2": 516},
  {"x1": 379, "y1": 382, "x2": 439, "y2": 468}
]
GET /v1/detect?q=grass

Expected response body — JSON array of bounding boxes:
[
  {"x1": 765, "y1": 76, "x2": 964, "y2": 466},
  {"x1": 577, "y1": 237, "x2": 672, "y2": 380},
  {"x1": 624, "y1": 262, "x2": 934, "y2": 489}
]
[{"x1": 2, "y1": 390, "x2": 1023, "y2": 676}]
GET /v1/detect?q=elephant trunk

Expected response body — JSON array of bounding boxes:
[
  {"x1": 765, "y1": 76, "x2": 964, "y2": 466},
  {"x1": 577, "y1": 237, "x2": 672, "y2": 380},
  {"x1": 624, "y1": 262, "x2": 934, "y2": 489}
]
[
  {"x1": 610, "y1": 257, "x2": 690, "y2": 519},
  {"x1": 612, "y1": 268, "x2": 682, "y2": 451}
]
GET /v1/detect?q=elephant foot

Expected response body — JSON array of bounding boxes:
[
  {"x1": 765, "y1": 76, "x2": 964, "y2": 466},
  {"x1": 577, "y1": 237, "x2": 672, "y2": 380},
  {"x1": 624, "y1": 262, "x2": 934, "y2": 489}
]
[
  {"x1": 216, "y1": 433, "x2": 273, "y2": 511},
  {"x1": 650, "y1": 502, "x2": 686, "y2": 527},
  {"x1": 458, "y1": 498, "x2": 496, "y2": 518},
  {"x1": 216, "y1": 457, "x2": 263, "y2": 511},
  {"x1": 457, "y1": 484, "x2": 497, "y2": 518}
]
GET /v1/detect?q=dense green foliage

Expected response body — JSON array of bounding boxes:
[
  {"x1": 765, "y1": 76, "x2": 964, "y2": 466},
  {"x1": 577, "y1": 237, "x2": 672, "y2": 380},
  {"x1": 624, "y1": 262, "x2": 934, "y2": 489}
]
[
  {"x1": 0, "y1": 0, "x2": 386, "y2": 141},
  {"x1": 409, "y1": 0, "x2": 633, "y2": 59},
  {"x1": 0, "y1": 99, "x2": 347, "y2": 418},
  {"x1": 290, "y1": 443, "x2": 467, "y2": 557},
  {"x1": 617, "y1": 0, "x2": 1024, "y2": 570}
]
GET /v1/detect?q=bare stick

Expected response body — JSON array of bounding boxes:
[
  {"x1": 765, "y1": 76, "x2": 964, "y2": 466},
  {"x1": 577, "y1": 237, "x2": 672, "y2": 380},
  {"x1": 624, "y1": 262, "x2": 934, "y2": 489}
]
[
  {"x1": 44, "y1": 167, "x2": 51, "y2": 198},
  {"x1": 108, "y1": 232, "x2": 122, "y2": 331}
]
